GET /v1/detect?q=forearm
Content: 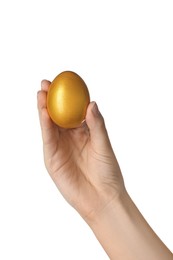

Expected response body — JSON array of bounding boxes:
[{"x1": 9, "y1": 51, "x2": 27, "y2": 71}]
[{"x1": 86, "y1": 192, "x2": 173, "y2": 260}]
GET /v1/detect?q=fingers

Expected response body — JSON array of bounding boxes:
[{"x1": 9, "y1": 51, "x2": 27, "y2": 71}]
[
  {"x1": 37, "y1": 81, "x2": 59, "y2": 151},
  {"x1": 86, "y1": 102, "x2": 112, "y2": 153},
  {"x1": 37, "y1": 90, "x2": 51, "y2": 129},
  {"x1": 41, "y1": 80, "x2": 51, "y2": 92}
]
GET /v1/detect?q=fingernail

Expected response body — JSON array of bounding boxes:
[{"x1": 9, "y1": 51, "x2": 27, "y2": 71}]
[
  {"x1": 92, "y1": 102, "x2": 100, "y2": 117},
  {"x1": 41, "y1": 80, "x2": 45, "y2": 87}
]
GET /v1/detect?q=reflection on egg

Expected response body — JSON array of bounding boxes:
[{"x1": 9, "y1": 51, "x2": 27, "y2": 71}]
[{"x1": 47, "y1": 71, "x2": 90, "y2": 128}]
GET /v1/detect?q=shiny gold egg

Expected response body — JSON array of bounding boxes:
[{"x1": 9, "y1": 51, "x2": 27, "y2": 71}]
[{"x1": 47, "y1": 71, "x2": 90, "y2": 128}]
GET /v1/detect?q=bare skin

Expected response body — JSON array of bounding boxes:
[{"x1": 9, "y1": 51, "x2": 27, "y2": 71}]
[{"x1": 37, "y1": 80, "x2": 173, "y2": 260}]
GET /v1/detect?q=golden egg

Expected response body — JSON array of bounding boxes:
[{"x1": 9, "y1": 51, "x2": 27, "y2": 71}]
[{"x1": 47, "y1": 71, "x2": 90, "y2": 128}]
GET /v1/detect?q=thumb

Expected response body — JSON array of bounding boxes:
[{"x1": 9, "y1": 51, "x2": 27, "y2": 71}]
[{"x1": 85, "y1": 102, "x2": 112, "y2": 153}]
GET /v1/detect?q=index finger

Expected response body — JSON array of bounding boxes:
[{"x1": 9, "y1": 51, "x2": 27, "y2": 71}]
[{"x1": 41, "y1": 80, "x2": 51, "y2": 92}]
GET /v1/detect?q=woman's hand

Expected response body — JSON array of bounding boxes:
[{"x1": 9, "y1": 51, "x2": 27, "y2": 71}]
[
  {"x1": 37, "y1": 80, "x2": 173, "y2": 259},
  {"x1": 37, "y1": 80, "x2": 125, "y2": 221}
]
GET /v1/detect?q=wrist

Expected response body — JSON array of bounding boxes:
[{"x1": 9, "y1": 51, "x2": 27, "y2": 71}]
[
  {"x1": 85, "y1": 190, "x2": 173, "y2": 260},
  {"x1": 84, "y1": 188, "x2": 129, "y2": 227}
]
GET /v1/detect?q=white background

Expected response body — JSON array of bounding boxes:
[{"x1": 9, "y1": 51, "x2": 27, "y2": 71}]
[{"x1": 0, "y1": 0, "x2": 173, "y2": 259}]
